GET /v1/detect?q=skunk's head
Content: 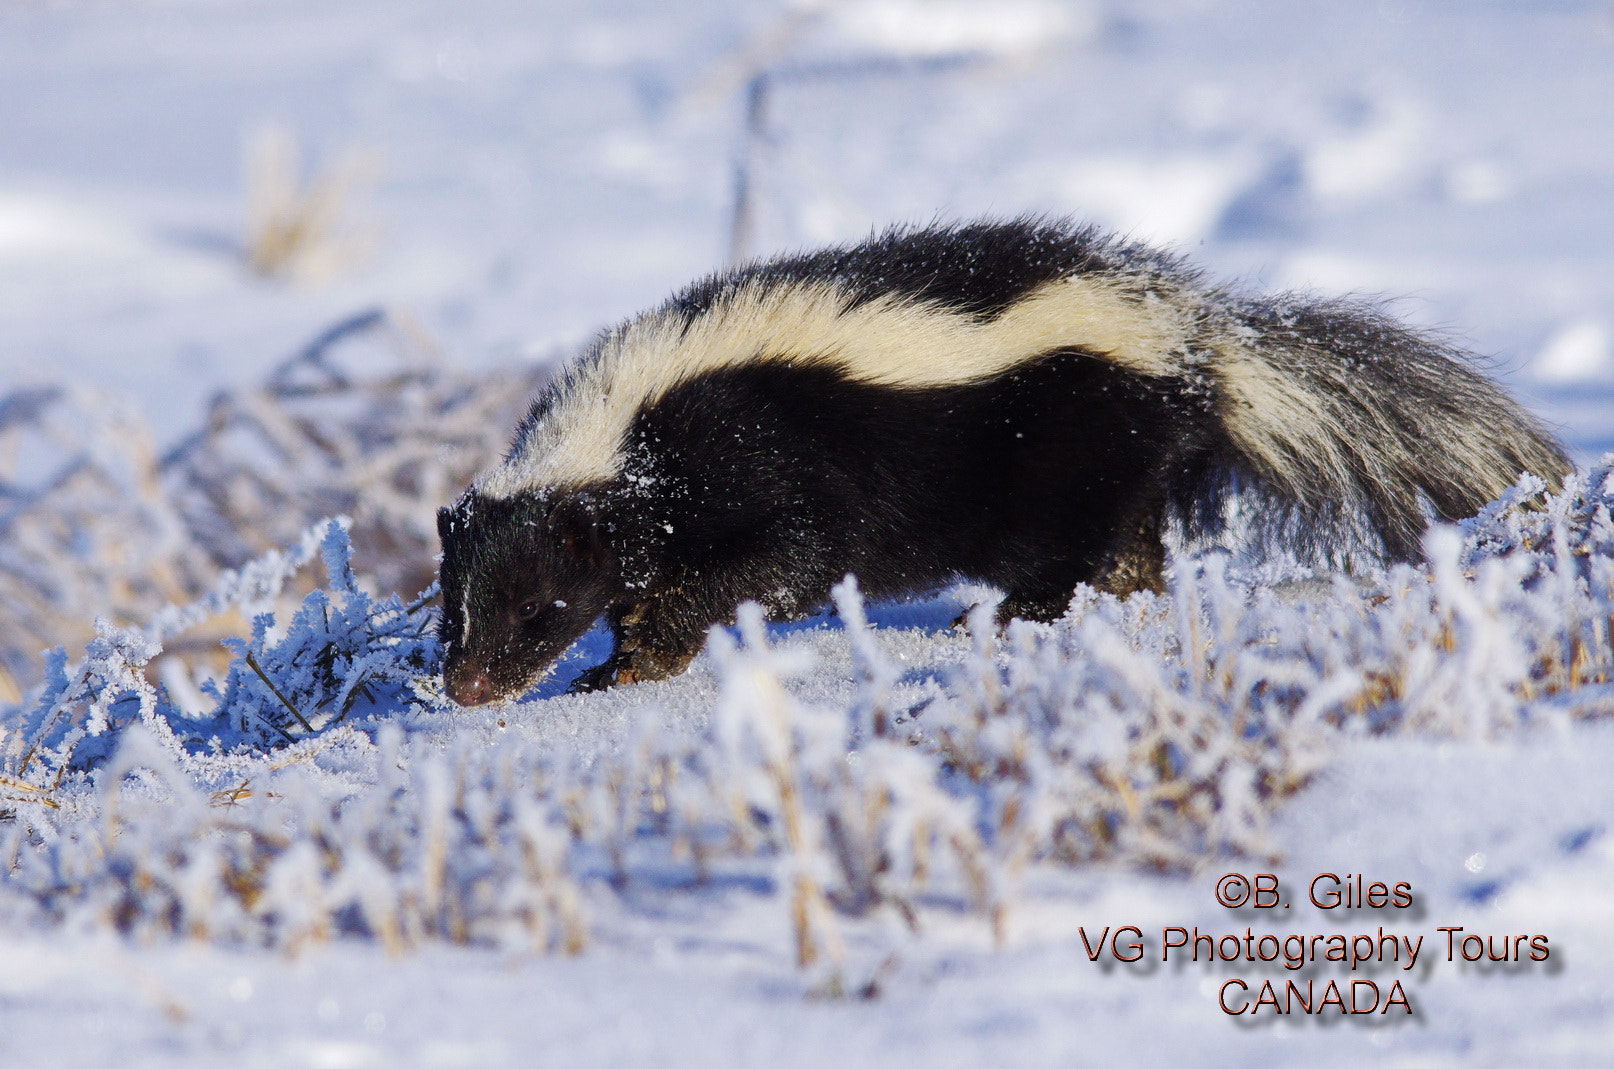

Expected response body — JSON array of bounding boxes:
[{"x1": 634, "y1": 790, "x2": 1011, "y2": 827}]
[{"x1": 436, "y1": 489, "x2": 617, "y2": 706}]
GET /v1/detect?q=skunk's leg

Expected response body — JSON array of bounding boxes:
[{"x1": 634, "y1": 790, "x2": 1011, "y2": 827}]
[
  {"x1": 1093, "y1": 508, "x2": 1166, "y2": 598},
  {"x1": 568, "y1": 597, "x2": 705, "y2": 692},
  {"x1": 991, "y1": 510, "x2": 1167, "y2": 627}
]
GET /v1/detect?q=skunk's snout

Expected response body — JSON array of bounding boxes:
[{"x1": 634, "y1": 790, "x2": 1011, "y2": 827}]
[{"x1": 445, "y1": 659, "x2": 493, "y2": 706}]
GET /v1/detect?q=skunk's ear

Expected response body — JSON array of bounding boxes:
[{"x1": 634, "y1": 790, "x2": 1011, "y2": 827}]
[
  {"x1": 555, "y1": 505, "x2": 604, "y2": 569},
  {"x1": 436, "y1": 506, "x2": 454, "y2": 544}
]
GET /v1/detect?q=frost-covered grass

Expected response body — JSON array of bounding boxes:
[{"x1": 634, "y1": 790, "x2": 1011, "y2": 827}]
[
  {"x1": 5, "y1": 458, "x2": 1612, "y2": 995},
  {"x1": 0, "y1": 313, "x2": 550, "y2": 696}
]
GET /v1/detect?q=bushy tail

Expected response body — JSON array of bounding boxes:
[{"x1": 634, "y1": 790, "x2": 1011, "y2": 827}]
[{"x1": 1195, "y1": 294, "x2": 1571, "y2": 561}]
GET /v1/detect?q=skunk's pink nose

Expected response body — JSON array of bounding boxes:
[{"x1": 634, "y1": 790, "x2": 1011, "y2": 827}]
[{"x1": 447, "y1": 669, "x2": 492, "y2": 706}]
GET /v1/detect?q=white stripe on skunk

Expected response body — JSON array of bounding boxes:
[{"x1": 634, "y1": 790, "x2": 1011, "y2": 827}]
[
  {"x1": 476, "y1": 273, "x2": 1197, "y2": 494},
  {"x1": 439, "y1": 218, "x2": 1569, "y2": 704}
]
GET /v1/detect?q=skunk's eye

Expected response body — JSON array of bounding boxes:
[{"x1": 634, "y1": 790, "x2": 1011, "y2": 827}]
[{"x1": 516, "y1": 599, "x2": 544, "y2": 622}]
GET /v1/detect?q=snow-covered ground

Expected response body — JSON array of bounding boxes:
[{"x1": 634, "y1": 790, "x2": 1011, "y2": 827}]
[
  {"x1": 9, "y1": 727, "x2": 1614, "y2": 1068},
  {"x1": 4, "y1": 0, "x2": 1614, "y2": 1065}
]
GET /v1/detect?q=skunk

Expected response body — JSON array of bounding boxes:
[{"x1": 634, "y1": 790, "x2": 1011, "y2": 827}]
[{"x1": 436, "y1": 217, "x2": 1569, "y2": 704}]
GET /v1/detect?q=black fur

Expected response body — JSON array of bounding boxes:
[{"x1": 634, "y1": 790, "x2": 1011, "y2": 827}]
[{"x1": 442, "y1": 350, "x2": 1208, "y2": 701}]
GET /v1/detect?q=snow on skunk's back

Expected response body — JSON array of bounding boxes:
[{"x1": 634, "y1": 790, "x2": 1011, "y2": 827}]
[{"x1": 436, "y1": 217, "x2": 1570, "y2": 705}]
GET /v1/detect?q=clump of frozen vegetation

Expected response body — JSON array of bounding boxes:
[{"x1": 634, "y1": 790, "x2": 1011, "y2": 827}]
[
  {"x1": 0, "y1": 312, "x2": 551, "y2": 696},
  {"x1": 2, "y1": 458, "x2": 1612, "y2": 986}
]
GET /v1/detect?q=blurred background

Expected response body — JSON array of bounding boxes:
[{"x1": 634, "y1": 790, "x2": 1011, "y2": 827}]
[
  {"x1": 4, "y1": 0, "x2": 1613, "y2": 441},
  {"x1": 1, "y1": 0, "x2": 1612, "y2": 690}
]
